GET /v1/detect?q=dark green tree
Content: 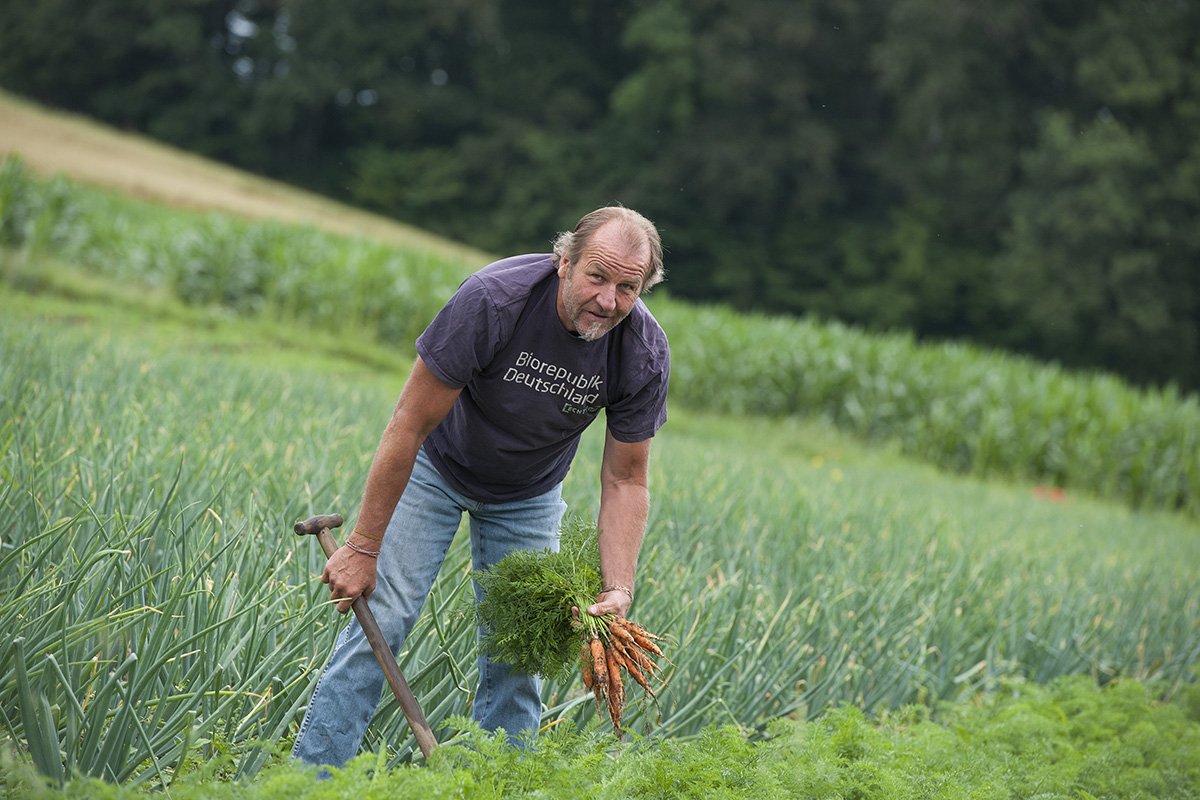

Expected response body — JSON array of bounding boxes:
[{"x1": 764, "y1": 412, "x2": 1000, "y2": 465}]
[
  {"x1": 995, "y1": 0, "x2": 1200, "y2": 388},
  {"x1": 595, "y1": 0, "x2": 873, "y2": 312},
  {"x1": 0, "y1": 0, "x2": 251, "y2": 159}
]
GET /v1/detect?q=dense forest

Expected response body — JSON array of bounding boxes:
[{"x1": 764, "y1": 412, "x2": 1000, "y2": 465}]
[{"x1": 2, "y1": 0, "x2": 1197, "y2": 391}]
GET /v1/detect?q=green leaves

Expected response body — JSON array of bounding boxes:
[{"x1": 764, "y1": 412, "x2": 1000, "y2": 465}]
[
  {"x1": 658, "y1": 298, "x2": 1200, "y2": 517},
  {"x1": 6, "y1": 0, "x2": 1200, "y2": 392},
  {"x1": 12, "y1": 638, "x2": 63, "y2": 786},
  {"x1": 474, "y1": 518, "x2": 602, "y2": 681},
  {"x1": 13, "y1": 676, "x2": 1198, "y2": 798}
]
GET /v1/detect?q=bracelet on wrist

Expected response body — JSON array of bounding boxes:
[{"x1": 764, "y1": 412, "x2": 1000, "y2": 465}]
[
  {"x1": 352, "y1": 527, "x2": 383, "y2": 542},
  {"x1": 345, "y1": 539, "x2": 379, "y2": 558},
  {"x1": 601, "y1": 583, "x2": 634, "y2": 601}
]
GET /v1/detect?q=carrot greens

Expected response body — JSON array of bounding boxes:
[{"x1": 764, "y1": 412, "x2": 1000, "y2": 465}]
[{"x1": 475, "y1": 518, "x2": 668, "y2": 734}]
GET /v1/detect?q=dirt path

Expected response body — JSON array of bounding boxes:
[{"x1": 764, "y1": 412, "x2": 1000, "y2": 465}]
[{"x1": 0, "y1": 90, "x2": 486, "y2": 260}]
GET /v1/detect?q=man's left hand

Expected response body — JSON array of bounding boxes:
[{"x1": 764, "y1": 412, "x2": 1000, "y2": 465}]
[{"x1": 587, "y1": 587, "x2": 632, "y2": 619}]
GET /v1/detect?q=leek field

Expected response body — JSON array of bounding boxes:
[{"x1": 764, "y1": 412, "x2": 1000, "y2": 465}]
[{"x1": 1, "y1": 154, "x2": 1199, "y2": 797}]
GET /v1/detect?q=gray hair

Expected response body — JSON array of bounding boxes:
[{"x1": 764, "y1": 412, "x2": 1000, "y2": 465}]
[{"x1": 552, "y1": 206, "x2": 665, "y2": 293}]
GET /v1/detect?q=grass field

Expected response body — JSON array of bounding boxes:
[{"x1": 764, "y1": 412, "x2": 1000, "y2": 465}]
[{"x1": 2, "y1": 93, "x2": 1199, "y2": 796}]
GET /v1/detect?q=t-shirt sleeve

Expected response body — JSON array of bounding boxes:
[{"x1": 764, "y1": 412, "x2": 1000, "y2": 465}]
[
  {"x1": 416, "y1": 276, "x2": 501, "y2": 387},
  {"x1": 605, "y1": 330, "x2": 670, "y2": 443}
]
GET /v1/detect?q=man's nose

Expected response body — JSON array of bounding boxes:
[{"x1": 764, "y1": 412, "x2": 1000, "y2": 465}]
[{"x1": 596, "y1": 284, "x2": 617, "y2": 311}]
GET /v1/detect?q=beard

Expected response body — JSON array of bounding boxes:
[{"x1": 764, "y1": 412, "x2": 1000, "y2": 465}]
[
  {"x1": 565, "y1": 299, "x2": 620, "y2": 341},
  {"x1": 575, "y1": 316, "x2": 610, "y2": 341}
]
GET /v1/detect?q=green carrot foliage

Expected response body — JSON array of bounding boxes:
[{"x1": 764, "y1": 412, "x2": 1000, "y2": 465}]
[
  {"x1": 5, "y1": 676, "x2": 1198, "y2": 798},
  {"x1": 474, "y1": 518, "x2": 605, "y2": 680}
]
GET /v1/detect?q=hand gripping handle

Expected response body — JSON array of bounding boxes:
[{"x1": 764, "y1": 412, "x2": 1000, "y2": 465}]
[{"x1": 294, "y1": 513, "x2": 438, "y2": 759}]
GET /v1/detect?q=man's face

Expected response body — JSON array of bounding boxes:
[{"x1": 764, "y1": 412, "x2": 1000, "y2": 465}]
[{"x1": 556, "y1": 224, "x2": 648, "y2": 342}]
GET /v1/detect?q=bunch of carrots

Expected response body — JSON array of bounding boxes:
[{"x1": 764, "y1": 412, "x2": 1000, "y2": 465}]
[
  {"x1": 474, "y1": 519, "x2": 669, "y2": 735},
  {"x1": 579, "y1": 616, "x2": 667, "y2": 735}
]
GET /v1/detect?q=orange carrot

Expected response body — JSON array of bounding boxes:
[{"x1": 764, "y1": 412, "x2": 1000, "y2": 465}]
[
  {"x1": 605, "y1": 642, "x2": 625, "y2": 734},
  {"x1": 590, "y1": 637, "x2": 608, "y2": 696},
  {"x1": 620, "y1": 618, "x2": 664, "y2": 641},
  {"x1": 590, "y1": 637, "x2": 608, "y2": 715},
  {"x1": 628, "y1": 628, "x2": 665, "y2": 658},
  {"x1": 606, "y1": 633, "x2": 633, "y2": 670},
  {"x1": 616, "y1": 648, "x2": 655, "y2": 697},
  {"x1": 581, "y1": 642, "x2": 594, "y2": 690},
  {"x1": 608, "y1": 619, "x2": 638, "y2": 647},
  {"x1": 620, "y1": 637, "x2": 662, "y2": 676},
  {"x1": 616, "y1": 618, "x2": 667, "y2": 658}
]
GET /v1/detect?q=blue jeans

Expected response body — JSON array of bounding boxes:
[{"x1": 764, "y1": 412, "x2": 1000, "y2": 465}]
[{"x1": 292, "y1": 447, "x2": 567, "y2": 767}]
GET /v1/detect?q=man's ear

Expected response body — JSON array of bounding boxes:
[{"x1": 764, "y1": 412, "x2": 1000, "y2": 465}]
[{"x1": 557, "y1": 256, "x2": 570, "y2": 278}]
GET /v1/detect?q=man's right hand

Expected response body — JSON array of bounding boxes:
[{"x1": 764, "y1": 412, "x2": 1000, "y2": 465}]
[{"x1": 321, "y1": 545, "x2": 378, "y2": 614}]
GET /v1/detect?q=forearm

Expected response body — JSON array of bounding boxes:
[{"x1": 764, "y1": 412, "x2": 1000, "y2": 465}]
[
  {"x1": 597, "y1": 477, "x2": 649, "y2": 593},
  {"x1": 351, "y1": 357, "x2": 461, "y2": 541},
  {"x1": 589, "y1": 435, "x2": 654, "y2": 618},
  {"x1": 321, "y1": 359, "x2": 460, "y2": 613},
  {"x1": 321, "y1": 416, "x2": 423, "y2": 613},
  {"x1": 351, "y1": 420, "x2": 423, "y2": 539}
]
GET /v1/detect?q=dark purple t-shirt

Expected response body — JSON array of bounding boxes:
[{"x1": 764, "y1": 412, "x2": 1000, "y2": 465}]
[{"x1": 416, "y1": 253, "x2": 670, "y2": 502}]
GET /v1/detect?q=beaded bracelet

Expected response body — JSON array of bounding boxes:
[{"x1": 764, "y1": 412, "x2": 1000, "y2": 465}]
[
  {"x1": 345, "y1": 539, "x2": 379, "y2": 558},
  {"x1": 601, "y1": 584, "x2": 634, "y2": 601}
]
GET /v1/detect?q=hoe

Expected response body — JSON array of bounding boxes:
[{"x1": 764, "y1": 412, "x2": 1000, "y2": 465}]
[{"x1": 295, "y1": 513, "x2": 438, "y2": 759}]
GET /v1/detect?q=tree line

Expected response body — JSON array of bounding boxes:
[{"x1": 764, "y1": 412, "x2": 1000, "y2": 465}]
[{"x1": 2, "y1": 0, "x2": 1197, "y2": 391}]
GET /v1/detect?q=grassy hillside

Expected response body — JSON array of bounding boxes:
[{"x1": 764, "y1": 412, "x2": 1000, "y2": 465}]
[{"x1": 0, "y1": 89, "x2": 489, "y2": 261}]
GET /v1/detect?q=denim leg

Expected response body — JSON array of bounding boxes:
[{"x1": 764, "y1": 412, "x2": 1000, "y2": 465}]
[
  {"x1": 468, "y1": 484, "x2": 567, "y2": 742},
  {"x1": 292, "y1": 450, "x2": 465, "y2": 768}
]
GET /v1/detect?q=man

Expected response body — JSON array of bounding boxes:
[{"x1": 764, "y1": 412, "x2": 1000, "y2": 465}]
[{"x1": 292, "y1": 206, "x2": 670, "y2": 766}]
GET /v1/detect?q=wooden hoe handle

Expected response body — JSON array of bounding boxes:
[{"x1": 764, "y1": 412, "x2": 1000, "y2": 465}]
[{"x1": 294, "y1": 513, "x2": 438, "y2": 760}]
